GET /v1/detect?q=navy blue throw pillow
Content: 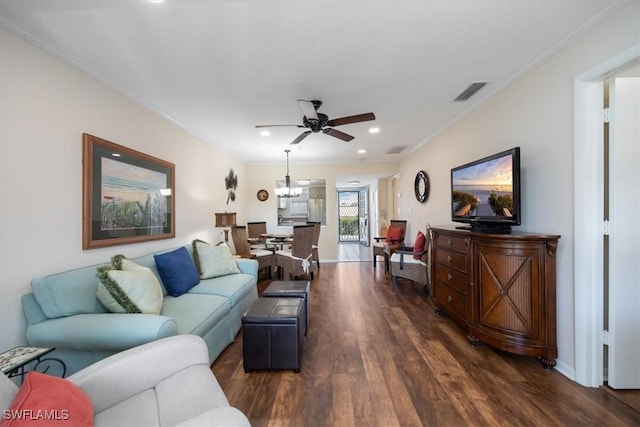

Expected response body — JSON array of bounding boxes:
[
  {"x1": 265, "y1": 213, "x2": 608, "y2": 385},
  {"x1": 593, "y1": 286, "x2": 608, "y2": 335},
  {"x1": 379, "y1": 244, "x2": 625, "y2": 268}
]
[{"x1": 154, "y1": 247, "x2": 200, "y2": 297}]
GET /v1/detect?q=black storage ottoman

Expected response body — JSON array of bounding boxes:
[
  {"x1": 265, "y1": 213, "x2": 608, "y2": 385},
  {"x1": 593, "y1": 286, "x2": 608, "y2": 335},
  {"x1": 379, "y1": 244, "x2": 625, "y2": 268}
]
[
  {"x1": 242, "y1": 297, "x2": 305, "y2": 373},
  {"x1": 262, "y1": 280, "x2": 310, "y2": 335}
]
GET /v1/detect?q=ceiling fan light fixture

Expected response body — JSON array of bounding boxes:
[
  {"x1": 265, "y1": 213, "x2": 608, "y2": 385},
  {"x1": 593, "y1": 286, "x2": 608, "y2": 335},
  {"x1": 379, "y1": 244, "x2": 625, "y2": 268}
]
[
  {"x1": 260, "y1": 130, "x2": 271, "y2": 137},
  {"x1": 357, "y1": 149, "x2": 366, "y2": 154},
  {"x1": 369, "y1": 127, "x2": 380, "y2": 134}
]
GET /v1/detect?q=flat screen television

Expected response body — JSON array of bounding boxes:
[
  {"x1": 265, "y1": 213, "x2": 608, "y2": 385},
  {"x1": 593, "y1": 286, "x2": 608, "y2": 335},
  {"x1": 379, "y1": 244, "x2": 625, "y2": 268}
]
[{"x1": 451, "y1": 147, "x2": 521, "y2": 234}]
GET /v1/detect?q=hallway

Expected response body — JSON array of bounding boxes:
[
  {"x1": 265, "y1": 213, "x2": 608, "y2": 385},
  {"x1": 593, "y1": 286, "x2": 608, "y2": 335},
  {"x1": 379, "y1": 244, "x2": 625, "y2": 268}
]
[{"x1": 336, "y1": 242, "x2": 373, "y2": 262}]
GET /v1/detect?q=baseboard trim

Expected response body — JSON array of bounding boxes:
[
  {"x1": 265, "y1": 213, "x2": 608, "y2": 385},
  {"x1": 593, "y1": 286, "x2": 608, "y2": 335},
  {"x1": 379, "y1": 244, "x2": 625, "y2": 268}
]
[{"x1": 554, "y1": 359, "x2": 577, "y2": 383}]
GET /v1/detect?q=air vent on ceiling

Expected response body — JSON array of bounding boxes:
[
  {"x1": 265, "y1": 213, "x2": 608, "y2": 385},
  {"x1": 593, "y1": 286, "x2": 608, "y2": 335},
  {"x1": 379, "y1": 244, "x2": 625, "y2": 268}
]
[
  {"x1": 385, "y1": 145, "x2": 408, "y2": 155},
  {"x1": 453, "y1": 82, "x2": 488, "y2": 102}
]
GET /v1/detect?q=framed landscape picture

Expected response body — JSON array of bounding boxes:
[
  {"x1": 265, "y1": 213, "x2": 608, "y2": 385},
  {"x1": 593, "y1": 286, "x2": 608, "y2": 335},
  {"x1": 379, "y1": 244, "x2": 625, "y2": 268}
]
[{"x1": 82, "y1": 133, "x2": 175, "y2": 249}]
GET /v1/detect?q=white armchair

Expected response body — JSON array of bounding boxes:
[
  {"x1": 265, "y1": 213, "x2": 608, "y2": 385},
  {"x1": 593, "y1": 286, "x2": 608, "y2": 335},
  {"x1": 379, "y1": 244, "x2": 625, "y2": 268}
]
[{"x1": 1, "y1": 335, "x2": 250, "y2": 427}]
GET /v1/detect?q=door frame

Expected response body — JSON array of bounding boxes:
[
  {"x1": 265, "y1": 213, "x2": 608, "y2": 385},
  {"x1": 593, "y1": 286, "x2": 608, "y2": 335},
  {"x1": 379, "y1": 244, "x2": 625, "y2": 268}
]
[{"x1": 573, "y1": 44, "x2": 639, "y2": 387}]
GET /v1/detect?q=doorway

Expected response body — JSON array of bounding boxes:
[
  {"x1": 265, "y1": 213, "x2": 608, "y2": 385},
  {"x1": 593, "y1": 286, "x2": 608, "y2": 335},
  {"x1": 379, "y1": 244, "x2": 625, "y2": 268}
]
[
  {"x1": 337, "y1": 189, "x2": 374, "y2": 262},
  {"x1": 604, "y1": 68, "x2": 639, "y2": 390},
  {"x1": 338, "y1": 190, "x2": 360, "y2": 242},
  {"x1": 574, "y1": 50, "x2": 640, "y2": 390}
]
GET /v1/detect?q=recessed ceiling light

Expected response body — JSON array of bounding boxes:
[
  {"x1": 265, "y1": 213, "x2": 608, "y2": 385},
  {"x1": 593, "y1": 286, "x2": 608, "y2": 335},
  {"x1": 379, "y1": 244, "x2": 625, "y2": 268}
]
[
  {"x1": 111, "y1": 153, "x2": 121, "y2": 157},
  {"x1": 357, "y1": 149, "x2": 366, "y2": 154},
  {"x1": 260, "y1": 130, "x2": 271, "y2": 137},
  {"x1": 148, "y1": 0, "x2": 166, "y2": 3},
  {"x1": 297, "y1": 179, "x2": 311, "y2": 185},
  {"x1": 349, "y1": 180, "x2": 360, "y2": 185},
  {"x1": 369, "y1": 127, "x2": 380, "y2": 134}
]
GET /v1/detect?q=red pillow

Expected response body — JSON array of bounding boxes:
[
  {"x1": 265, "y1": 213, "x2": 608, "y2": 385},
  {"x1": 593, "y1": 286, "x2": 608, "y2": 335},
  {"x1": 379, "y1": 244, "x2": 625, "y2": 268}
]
[
  {"x1": 386, "y1": 225, "x2": 403, "y2": 243},
  {"x1": 2, "y1": 371, "x2": 93, "y2": 427},
  {"x1": 413, "y1": 231, "x2": 426, "y2": 260}
]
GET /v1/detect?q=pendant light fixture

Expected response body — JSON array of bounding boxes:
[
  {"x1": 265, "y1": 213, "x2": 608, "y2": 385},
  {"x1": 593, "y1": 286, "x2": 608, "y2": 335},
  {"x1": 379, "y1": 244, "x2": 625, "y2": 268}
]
[{"x1": 274, "y1": 149, "x2": 302, "y2": 198}]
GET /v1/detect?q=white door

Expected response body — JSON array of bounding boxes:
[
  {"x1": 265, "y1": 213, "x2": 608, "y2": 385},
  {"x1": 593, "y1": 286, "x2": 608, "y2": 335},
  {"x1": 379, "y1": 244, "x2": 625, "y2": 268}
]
[{"x1": 608, "y1": 76, "x2": 640, "y2": 389}]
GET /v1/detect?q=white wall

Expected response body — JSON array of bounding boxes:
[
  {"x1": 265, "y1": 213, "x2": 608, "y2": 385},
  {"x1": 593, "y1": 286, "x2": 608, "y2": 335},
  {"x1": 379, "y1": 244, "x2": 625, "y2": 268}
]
[
  {"x1": 395, "y1": 2, "x2": 640, "y2": 377},
  {"x1": 246, "y1": 162, "x2": 398, "y2": 260},
  {"x1": 0, "y1": 28, "x2": 248, "y2": 350}
]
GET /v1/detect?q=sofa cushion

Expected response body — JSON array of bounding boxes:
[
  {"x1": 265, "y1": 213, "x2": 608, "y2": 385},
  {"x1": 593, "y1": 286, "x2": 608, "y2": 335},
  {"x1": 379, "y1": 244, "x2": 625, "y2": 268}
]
[
  {"x1": 191, "y1": 240, "x2": 241, "y2": 279},
  {"x1": 161, "y1": 294, "x2": 231, "y2": 337},
  {"x1": 188, "y1": 273, "x2": 257, "y2": 307},
  {"x1": 154, "y1": 364, "x2": 234, "y2": 427},
  {"x1": 31, "y1": 266, "x2": 107, "y2": 319},
  {"x1": 93, "y1": 389, "x2": 159, "y2": 427},
  {"x1": 4, "y1": 371, "x2": 93, "y2": 427},
  {"x1": 154, "y1": 247, "x2": 200, "y2": 297},
  {"x1": 390, "y1": 252, "x2": 426, "y2": 266},
  {"x1": 96, "y1": 257, "x2": 163, "y2": 314}
]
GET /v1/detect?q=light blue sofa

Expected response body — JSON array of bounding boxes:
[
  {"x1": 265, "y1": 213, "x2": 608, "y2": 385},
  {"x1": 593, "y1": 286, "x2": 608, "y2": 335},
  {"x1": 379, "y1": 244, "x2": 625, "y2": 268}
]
[{"x1": 21, "y1": 245, "x2": 259, "y2": 375}]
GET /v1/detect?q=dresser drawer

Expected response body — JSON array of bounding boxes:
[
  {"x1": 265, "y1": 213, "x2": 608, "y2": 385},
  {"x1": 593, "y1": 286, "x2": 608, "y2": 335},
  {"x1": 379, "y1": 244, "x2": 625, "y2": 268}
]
[
  {"x1": 435, "y1": 234, "x2": 468, "y2": 253},
  {"x1": 435, "y1": 249, "x2": 467, "y2": 273},
  {"x1": 433, "y1": 282, "x2": 467, "y2": 321},
  {"x1": 435, "y1": 264, "x2": 467, "y2": 294}
]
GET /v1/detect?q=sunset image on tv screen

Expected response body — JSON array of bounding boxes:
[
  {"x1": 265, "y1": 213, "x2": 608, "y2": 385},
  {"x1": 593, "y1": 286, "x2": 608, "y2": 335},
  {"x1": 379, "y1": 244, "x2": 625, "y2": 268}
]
[{"x1": 452, "y1": 154, "x2": 513, "y2": 217}]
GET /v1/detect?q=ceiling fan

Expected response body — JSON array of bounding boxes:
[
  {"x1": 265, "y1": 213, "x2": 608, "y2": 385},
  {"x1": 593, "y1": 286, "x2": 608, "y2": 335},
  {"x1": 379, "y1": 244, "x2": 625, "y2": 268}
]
[{"x1": 255, "y1": 99, "x2": 376, "y2": 145}]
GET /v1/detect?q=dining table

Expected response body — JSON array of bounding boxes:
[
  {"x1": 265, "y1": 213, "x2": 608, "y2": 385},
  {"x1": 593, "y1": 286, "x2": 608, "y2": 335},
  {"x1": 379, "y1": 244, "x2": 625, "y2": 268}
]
[{"x1": 260, "y1": 233, "x2": 293, "y2": 251}]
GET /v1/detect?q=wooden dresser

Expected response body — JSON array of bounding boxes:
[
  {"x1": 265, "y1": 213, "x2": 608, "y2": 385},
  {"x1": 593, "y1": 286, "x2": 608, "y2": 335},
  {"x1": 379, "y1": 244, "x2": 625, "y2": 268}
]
[{"x1": 430, "y1": 226, "x2": 560, "y2": 369}]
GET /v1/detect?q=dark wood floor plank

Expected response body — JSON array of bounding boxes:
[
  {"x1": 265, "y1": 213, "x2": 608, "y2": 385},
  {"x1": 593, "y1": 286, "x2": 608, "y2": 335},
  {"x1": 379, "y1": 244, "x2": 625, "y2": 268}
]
[
  {"x1": 331, "y1": 374, "x2": 356, "y2": 427},
  {"x1": 359, "y1": 346, "x2": 402, "y2": 426},
  {"x1": 212, "y1": 262, "x2": 640, "y2": 426}
]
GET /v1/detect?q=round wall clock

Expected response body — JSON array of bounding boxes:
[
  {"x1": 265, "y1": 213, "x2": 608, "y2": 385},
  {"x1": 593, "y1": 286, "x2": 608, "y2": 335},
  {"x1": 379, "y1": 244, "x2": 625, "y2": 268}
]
[
  {"x1": 257, "y1": 189, "x2": 269, "y2": 201},
  {"x1": 414, "y1": 171, "x2": 430, "y2": 203}
]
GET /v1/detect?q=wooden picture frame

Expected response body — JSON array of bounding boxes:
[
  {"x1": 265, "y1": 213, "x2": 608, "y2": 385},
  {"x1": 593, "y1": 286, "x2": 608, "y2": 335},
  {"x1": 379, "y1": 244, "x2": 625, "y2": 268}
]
[{"x1": 82, "y1": 133, "x2": 175, "y2": 249}]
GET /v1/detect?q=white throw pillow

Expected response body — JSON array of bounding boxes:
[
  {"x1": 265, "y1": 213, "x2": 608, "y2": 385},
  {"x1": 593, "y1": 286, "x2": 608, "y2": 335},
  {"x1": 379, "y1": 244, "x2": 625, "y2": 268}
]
[
  {"x1": 120, "y1": 258, "x2": 148, "y2": 271},
  {"x1": 97, "y1": 258, "x2": 163, "y2": 314},
  {"x1": 192, "y1": 240, "x2": 241, "y2": 279}
]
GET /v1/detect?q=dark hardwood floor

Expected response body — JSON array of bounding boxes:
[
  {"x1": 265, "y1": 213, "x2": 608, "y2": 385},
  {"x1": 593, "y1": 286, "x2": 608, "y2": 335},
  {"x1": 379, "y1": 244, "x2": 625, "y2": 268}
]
[{"x1": 212, "y1": 262, "x2": 640, "y2": 426}]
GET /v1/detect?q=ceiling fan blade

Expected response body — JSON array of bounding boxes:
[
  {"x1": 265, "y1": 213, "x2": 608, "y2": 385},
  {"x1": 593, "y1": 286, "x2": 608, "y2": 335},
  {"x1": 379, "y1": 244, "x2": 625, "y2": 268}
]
[
  {"x1": 297, "y1": 99, "x2": 319, "y2": 121},
  {"x1": 255, "y1": 124, "x2": 303, "y2": 128},
  {"x1": 327, "y1": 112, "x2": 376, "y2": 127},
  {"x1": 323, "y1": 128, "x2": 354, "y2": 142},
  {"x1": 290, "y1": 131, "x2": 312, "y2": 145}
]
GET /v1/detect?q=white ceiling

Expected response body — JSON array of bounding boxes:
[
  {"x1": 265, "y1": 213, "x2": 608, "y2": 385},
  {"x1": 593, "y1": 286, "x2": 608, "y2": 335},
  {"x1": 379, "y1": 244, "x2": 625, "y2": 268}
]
[{"x1": 0, "y1": 0, "x2": 622, "y2": 172}]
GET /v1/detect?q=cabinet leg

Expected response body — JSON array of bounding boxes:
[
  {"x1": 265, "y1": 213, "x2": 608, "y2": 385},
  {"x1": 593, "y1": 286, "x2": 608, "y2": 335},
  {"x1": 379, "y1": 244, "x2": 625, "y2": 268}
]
[{"x1": 538, "y1": 357, "x2": 557, "y2": 370}]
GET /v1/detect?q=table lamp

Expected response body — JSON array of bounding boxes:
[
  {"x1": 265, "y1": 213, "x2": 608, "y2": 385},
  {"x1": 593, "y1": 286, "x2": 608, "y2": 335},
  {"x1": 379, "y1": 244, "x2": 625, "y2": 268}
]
[{"x1": 215, "y1": 212, "x2": 236, "y2": 243}]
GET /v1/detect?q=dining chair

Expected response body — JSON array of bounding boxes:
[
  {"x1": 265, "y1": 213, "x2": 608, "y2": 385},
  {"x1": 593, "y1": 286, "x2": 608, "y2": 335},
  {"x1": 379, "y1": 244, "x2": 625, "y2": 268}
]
[
  {"x1": 275, "y1": 224, "x2": 317, "y2": 281},
  {"x1": 307, "y1": 221, "x2": 321, "y2": 271},
  {"x1": 247, "y1": 221, "x2": 268, "y2": 249},
  {"x1": 231, "y1": 225, "x2": 274, "y2": 278},
  {"x1": 390, "y1": 225, "x2": 431, "y2": 294},
  {"x1": 372, "y1": 220, "x2": 407, "y2": 273}
]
